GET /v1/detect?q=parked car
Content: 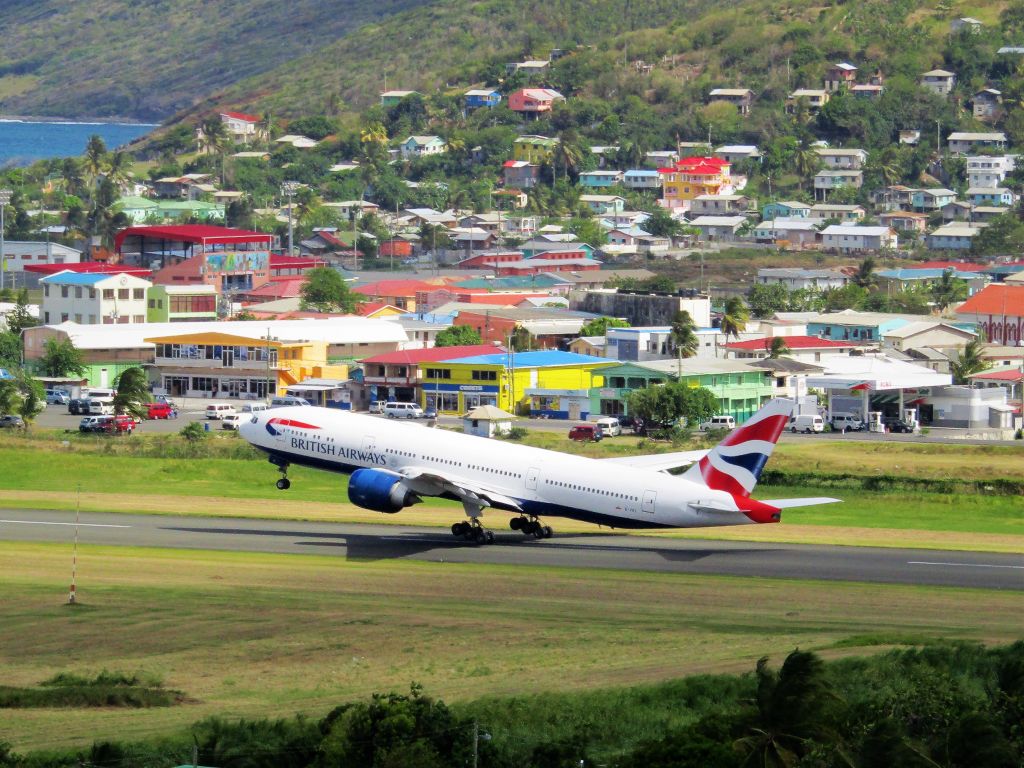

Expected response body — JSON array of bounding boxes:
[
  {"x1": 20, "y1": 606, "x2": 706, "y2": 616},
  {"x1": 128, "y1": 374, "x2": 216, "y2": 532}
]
[
  {"x1": 240, "y1": 403, "x2": 270, "y2": 414},
  {"x1": 0, "y1": 414, "x2": 25, "y2": 429},
  {"x1": 270, "y1": 396, "x2": 311, "y2": 408},
  {"x1": 103, "y1": 414, "x2": 137, "y2": 435},
  {"x1": 68, "y1": 397, "x2": 92, "y2": 415},
  {"x1": 594, "y1": 417, "x2": 622, "y2": 437},
  {"x1": 881, "y1": 416, "x2": 915, "y2": 433},
  {"x1": 421, "y1": 407, "x2": 438, "y2": 419},
  {"x1": 205, "y1": 403, "x2": 236, "y2": 420},
  {"x1": 79, "y1": 415, "x2": 109, "y2": 433},
  {"x1": 699, "y1": 415, "x2": 736, "y2": 431},
  {"x1": 368, "y1": 401, "x2": 386, "y2": 414},
  {"x1": 568, "y1": 424, "x2": 603, "y2": 442},
  {"x1": 146, "y1": 402, "x2": 174, "y2": 420},
  {"x1": 789, "y1": 414, "x2": 825, "y2": 433},
  {"x1": 221, "y1": 413, "x2": 245, "y2": 430},
  {"x1": 829, "y1": 412, "x2": 864, "y2": 432},
  {"x1": 45, "y1": 389, "x2": 70, "y2": 405},
  {"x1": 155, "y1": 395, "x2": 178, "y2": 408}
]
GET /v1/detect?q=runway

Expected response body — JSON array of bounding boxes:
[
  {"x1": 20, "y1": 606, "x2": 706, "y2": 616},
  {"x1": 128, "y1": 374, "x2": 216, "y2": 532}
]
[{"x1": 2, "y1": 509, "x2": 1022, "y2": 590}]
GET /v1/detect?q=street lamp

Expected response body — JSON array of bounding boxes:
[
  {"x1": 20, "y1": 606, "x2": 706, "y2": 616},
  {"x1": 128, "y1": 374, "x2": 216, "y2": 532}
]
[
  {"x1": 281, "y1": 181, "x2": 300, "y2": 256},
  {"x1": 0, "y1": 189, "x2": 11, "y2": 293}
]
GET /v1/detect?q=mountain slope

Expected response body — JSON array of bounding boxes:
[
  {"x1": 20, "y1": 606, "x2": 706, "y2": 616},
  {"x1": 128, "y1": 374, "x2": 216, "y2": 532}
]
[{"x1": 0, "y1": 0, "x2": 433, "y2": 120}]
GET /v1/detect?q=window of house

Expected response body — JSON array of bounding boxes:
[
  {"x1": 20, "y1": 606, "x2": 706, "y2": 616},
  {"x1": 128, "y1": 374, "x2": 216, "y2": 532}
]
[
  {"x1": 103, "y1": 289, "x2": 114, "y2": 300},
  {"x1": 74, "y1": 287, "x2": 82, "y2": 299},
  {"x1": 61, "y1": 286, "x2": 69, "y2": 298},
  {"x1": 133, "y1": 315, "x2": 144, "y2": 324},
  {"x1": 61, "y1": 313, "x2": 69, "y2": 322},
  {"x1": 133, "y1": 289, "x2": 145, "y2": 300}
]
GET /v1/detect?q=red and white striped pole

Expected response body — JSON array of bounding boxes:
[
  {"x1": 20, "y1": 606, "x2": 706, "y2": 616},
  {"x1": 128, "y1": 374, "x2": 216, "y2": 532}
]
[{"x1": 69, "y1": 486, "x2": 79, "y2": 604}]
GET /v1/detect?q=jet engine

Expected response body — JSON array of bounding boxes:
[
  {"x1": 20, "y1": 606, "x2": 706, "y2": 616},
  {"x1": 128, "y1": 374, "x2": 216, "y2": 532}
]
[{"x1": 347, "y1": 468, "x2": 421, "y2": 513}]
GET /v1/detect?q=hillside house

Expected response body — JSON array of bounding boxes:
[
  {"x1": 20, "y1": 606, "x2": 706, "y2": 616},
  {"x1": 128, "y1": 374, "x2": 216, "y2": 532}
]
[
  {"x1": 579, "y1": 195, "x2": 625, "y2": 215},
  {"x1": 508, "y1": 88, "x2": 564, "y2": 115},
  {"x1": 622, "y1": 170, "x2": 661, "y2": 190},
  {"x1": 757, "y1": 268, "x2": 848, "y2": 290},
  {"x1": 505, "y1": 60, "x2": 551, "y2": 76},
  {"x1": 380, "y1": 90, "x2": 418, "y2": 107},
  {"x1": 690, "y1": 194, "x2": 751, "y2": 216},
  {"x1": 925, "y1": 223, "x2": 981, "y2": 250},
  {"x1": 761, "y1": 201, "x2": 810, "y2": 220},
  {"x1": 513, "y1": 135, "x2": 559, "y2": 163},
  {"x1": 941, "y1": 200, "x2": 974, "y2": 222},
  {"x1": 814, "y1": 147, "x2": 868, "y2": 170},
  {"x1": 972, "y1": 89, "x2": 1002, "y2": 121},
  {"x1": 464, "y1": 89, "x2": 501, "y2": 109},
  {"x1": 400, "y1": 135, "x2": 446, "y2": 159},
  {"x1": 786, "y1": 89, "x2": 830, "y2": 113},
  {"x1": 824, "y1": 62, "x2": 858, "y2": 92},
  {"x1": 714, "y1": 145, "x2": 760, "y2": 164},
  {"x1": 850, "y1": 84, "x2": 884, "y2": 98},
  {"x1": 219, "y1": 112, "x2": 264, "y2": 144},
  {"x1": 658, "y1": 156, "x2": 733, "y2": 210},
  {"x1": 951, "y1": 17, "x2": 983, "y2": 33},
  {"x1": 967, "y1": 155, "x2": 1014, "y2": 188},
  {"x1": 751, "y1": 219, "x2": 819, "y2": 247},
  {"x1": 578, "y1": 170, "x2": 624, "y2": 188},
  {"x1": 707, "y1": 88, "x2": 754, "y2": 115},
  {"x1": 956, "y1": 285, "x2": 1024, "y2": 344},
  {"x1": 947, "y1": 132, "x2": 1007, "y2": 154},
  {"x1": 814, "y1": 170, "x2": 863, "y2": 198},
  {"x1": 809, "y1": 203, "x2": 865, "y2": 222},
  {"x1": 920, "y1": 70, "x2": 956, "y2": 96},
  {"x1": 967, "y1": 187, "x2": 1014, "y2": 207},
  {"x1": 877, "y1": 211, "x2": 930, "y2": 233},
  {"x1": 644, "y1": 150, "x2": 678, "y2": 168},
  {"x1": 820, "y1": 225, "x2": 897, "y2": 253},
  {"x1": 912, "y1": 188, "x2": 957, "y2": 212},
  {"x1": 503, "y1": 160, "x2": 540, "y2": 189},
  {"x1": 689, "y1": 215, "x2": 747, "y2": 241}
]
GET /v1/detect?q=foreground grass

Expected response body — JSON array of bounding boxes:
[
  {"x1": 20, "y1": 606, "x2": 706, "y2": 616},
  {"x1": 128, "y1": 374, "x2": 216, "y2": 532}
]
[{"x1": 1, "y1": 542, "x2": 1021, "y2": 752}]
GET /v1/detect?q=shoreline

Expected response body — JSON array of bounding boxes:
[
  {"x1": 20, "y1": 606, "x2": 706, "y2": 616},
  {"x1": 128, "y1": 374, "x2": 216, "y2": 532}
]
[{"x1": 0, "y1": 115, "x2": 160, "y2": 126}]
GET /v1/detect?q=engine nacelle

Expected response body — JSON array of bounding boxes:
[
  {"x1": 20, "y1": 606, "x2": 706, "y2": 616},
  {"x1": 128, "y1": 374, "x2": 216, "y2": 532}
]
[{"x1": 347, "y1": 468, "x2": 420, "y2": 513}]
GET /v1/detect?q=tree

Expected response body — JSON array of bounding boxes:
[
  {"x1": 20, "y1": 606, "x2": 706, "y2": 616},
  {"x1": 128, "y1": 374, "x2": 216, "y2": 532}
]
[
  {"x1": 199, "y1": 115, "x2": 231, "y2": 186},
  {"x1": 852, "y1": 257, "x2": 877, "y2": 289},
  {"x1": 748, "y1": 284, "x2": 791, "y2": 319},
  {"x1": 552, "y1": 133, "x2": 584, "y2": 181},
  {"x1": 299, "y1": 267, "x2": 360, "y2": 313},
  {"x1": 627, "y1": 381, "x2": 718, "y2": 431},
  {"x1": 766, "y1": 337, "x2": 790, "y2": 359},
  {"x1": 567, "y1": 217, "x2": 607, "y2": 247},
  {"x1": 793, "y1": 139, "x2": 822, "y2": 192},
  {"x1": 641, "y1": 207, "x2": 683, "y2": 238},
  {"x1": 180, "y1": 422, "x2": 207, "y2": 446},
  {"x1": 5, "y1": 289, "x2": 37, "y2": 335},
  {"x1": 0, "y1": 371, "x2": 43, "y2": 431},
  {"x1": 720, "y1": 297, "x2": 749, "y2": 340},
  {"x1": 435, "y1": 325, "x2": 482, "y2": 347},
  {"x1": 40, "y1": 337, "x2": 87, "y2": 378},
  {"x1": 83, "y1": 134, "x2": 108, "y2": 186},
  {"x1": 951, "y1": 338, "x2": 987, "y2": 384},
  {"x1": 578, "y1": 317, "x2": 630, "y2": 337},
  {"x1": 930, "y1": 269, "x2": 969, "y2": 311},
  {"x1": 112, "y1": 366, "x2": 151, "y2": 419},
  {"x1": 670, "y1": 310, "x2": 699, "y2": 359}
]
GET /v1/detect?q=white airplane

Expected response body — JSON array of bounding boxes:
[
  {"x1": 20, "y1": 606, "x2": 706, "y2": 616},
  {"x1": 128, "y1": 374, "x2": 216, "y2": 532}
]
[{"x1": 238, "y1": 397, "x2": 839, "y2": 543}]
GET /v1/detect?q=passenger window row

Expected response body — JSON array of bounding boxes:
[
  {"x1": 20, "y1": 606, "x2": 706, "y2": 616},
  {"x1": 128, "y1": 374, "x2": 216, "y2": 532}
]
[{"x1": 547, "y1": 479, "x2": 637, "y2": 501}]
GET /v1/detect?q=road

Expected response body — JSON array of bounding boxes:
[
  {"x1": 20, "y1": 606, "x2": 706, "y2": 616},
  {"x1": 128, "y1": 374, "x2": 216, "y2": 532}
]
[{"x1": 2, "y1": 509, "x2": 1022, "y2": 590}]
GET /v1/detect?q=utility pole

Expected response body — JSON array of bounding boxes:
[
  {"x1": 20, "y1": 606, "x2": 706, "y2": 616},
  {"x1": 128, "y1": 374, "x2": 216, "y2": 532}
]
[
  {"x1": 0, "y1": 189, "x2": 11, "y2": 293},
  {"x1": 281, "y1": 181, "x2": 299, "y2": 256}
]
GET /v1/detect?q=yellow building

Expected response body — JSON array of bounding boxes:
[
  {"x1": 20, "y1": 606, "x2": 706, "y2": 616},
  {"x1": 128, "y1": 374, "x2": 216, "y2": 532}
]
[
  {"x1": 421, "y1": 350, "x2": 614, "y2": 417},
  {"x1": 513, "y1": 135, "x2": 560, "y2": 164},
  {"x1": 145, "y1": 331, "x2": 350, "y2": 399},
  {"x1": 658, "y1": 156, "x2": 734, "y2": 210}
]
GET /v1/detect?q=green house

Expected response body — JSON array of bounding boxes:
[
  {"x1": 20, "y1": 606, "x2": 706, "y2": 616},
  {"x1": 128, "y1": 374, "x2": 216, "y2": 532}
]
[{"x1": 590, "y1": 358, "x2": 774, "y2": 422}]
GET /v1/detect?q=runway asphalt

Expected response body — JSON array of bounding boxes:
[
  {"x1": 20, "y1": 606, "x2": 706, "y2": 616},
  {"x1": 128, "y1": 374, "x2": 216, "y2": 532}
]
[{"x1": 2, "y1": 509, "x2": 1022, "y2": 590}]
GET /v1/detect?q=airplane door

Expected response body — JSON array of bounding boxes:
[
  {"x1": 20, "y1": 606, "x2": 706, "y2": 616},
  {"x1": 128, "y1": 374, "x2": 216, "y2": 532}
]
[
  {"x1": 362, "y1": 435, "x2": 376, "y2": 452},
  {"x1": 526, "y1": 467, "x2": 540, "y2": 491},
  {"x1": 642, "y1": 490, "x2": 657, "y2": 514}
]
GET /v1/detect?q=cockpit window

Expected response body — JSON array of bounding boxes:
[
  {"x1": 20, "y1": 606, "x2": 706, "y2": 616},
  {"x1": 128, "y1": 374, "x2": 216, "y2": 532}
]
[{"x1": 251, "y1": 416, "x2": 259, "y2": 424}]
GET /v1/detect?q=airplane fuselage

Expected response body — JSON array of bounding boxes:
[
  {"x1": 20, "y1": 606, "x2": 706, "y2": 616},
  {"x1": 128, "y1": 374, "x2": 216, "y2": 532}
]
[{"x1": 240, "y1": 407, "x2": 755, "y2": 529}]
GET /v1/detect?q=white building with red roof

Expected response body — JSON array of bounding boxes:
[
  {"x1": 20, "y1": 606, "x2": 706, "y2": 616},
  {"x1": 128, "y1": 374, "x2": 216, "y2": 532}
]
[
  {"x1": 219, "y1": 111, "x2": 264, "y2": 144},
  {"x1": 955, "y1": 284, "x2": 1024, "y2": 344},
  {"x1": 360, "y1": 344, "x2": 504, "y2": 404}
]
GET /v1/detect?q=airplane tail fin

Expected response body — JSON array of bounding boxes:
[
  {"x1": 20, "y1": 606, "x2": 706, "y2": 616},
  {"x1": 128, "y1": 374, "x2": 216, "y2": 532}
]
[{"x1": 683, "y1": 398, "x2": 794, "y2": 498}]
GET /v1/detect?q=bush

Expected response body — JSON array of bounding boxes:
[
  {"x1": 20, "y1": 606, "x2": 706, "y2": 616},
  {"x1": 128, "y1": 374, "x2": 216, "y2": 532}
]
[{"x1": 499, "y1": 426, "x2": 529, "y2": 440}]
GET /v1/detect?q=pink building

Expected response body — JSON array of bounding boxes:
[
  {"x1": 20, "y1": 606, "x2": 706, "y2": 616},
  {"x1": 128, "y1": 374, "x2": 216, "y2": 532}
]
[{"x1": 508, "y1": 88, "x2": 565, "y2": 115}]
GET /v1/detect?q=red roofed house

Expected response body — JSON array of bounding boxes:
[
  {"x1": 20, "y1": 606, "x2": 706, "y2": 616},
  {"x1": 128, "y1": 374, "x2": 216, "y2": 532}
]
[
  {"x1": 270, "y1": 254, "x2": 327, "y2": 278},
  {"x1": 114, "y1": 224, "x2": 274, "y2": 296},
  {"x1": 508, "y1": 88, "x2": 565, "y2": 115},
  {"x1": 219, "y1": 112, "x2": 265, "y2": 144},
  {"x1": 658, "y1": 157, "x2": 734, "y2": 210},
  {"x1": 353, "y1": 279, "x2": 444, "y2": 311},
  {"x1": 956, "y1": 284, "x2": 1024, "y2": 344},
  {"x1": 456, "y1": 251, "x2": 526, "y2": 269},
  {"x1": 236, "y1": 277, "x2": 306, "y2": 304},
  {"x1": 360, "y1": 344, "x2": 503, "y2": 403},
  {"x1": 724, "y1": 335, "x2": 857, "y2": 362},
  {"x1": 356, "y1": 302, "x2": 405, "y2": 318},
  {"x1": 909, "y1": 260, "x2": 988, "y2": 273}
]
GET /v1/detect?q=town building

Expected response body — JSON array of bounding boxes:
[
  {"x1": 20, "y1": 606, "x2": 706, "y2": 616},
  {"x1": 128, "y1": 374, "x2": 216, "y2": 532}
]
[
  {"x1": 925, "y1": 223, "x2": 981, "y2": 250},
  {"x1": 146, "y1": 284, "x2": 218, "y2": 322},
  {"x1": 360, "y1": 344, "x2": 503, "y2": 405},
  {"x1": 819, "y1": 225, "x2": 896, "y2": 253},
  {"x1": 507, "y1": 88, "x2": 564, "y2": 115},
  {"x1": 400, "y1": 135, "x2": 447, "y2": 159},
  {"x1": 956, "y1": 285, "x2": 1024, "y2": 344},
  {"x1": 947, "y1": 131, "x2": 1007, "y2": 154},
  {"x1": 724, "y1": 335, "x2": 856, "y2": 362},
  {"x1": 920, "y1": 69, "x2": 956, "y2": 96},
  {"x1": 464, "y1": 89, "x2": 501, "y2": 109},
  {"x1": 40, "y1": 271, "x2": 151, "y2": 325},
  {"x1": 513, "y1": 135, "x2": 559, "y2": 163},
  {"x1": 658, "y1": 156, "x2": 733, "y2": 210},
  {"x1": 761, "y1": 201, "x2": 811, "y2": 220},
  {"x1": 219, "y1": 112, "x2": 264, "y2": 144},
  {"x1": 756, "y1": 268, "x2": 849, "y2": 291},
  {"x1": 0, "y1": 241, "x2": 82, "y2": 287}
]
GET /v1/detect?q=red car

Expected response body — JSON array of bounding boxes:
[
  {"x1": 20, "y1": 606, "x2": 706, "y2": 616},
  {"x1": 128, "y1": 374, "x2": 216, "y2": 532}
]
[
  {"x1": 103, "y1": 415, "x2": 138, "y2": 435},
  {"x1": 146, "y1": 402, "x2": 173, "y2": 419},
  {"x1": 568, "y1": 424, "x2": 603, "y2": 442}
]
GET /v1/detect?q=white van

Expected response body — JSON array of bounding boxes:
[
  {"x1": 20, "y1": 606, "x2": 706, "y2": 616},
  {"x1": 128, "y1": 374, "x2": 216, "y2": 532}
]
[
  {"x1": 789, "y1": 414, "x2": 825, "y2": 433},
  {"x1": 699, "y1": 415, "x2": 736, "y2": 431},
  {"x1": 368, "y1": 401, "x2": 386, "y2": 414},
  {"x1": 205, "y1": 403, "x2": 236, "y2": 420},
  {"x1": 384, "y1": 402, "x2": 424, "y2": 419},
  {"x1": 830, "y1": 412, "x2": 863, "y2": 432},
  {"x1": 240, "y1": 403, "x2": 270, "y2": 414},
  {"x1": 221, "y1": 413, "x2": 245, "y2": 430},
  {"x1": 270, "y1": 396, "x2": 310, "y2": 409},
  {"x1": 88, "y1": 397, "x2": 115, "y2": 415},
  {"x1": 594, "y1": 417, "x2": 622, "y2": 437}
]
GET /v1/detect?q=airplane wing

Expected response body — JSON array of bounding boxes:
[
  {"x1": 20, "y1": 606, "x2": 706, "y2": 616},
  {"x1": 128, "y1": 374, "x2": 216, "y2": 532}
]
[
  {"x1": 395, "y1": 466, "x2": 523, "y2": 512},
  {"x1": 600, "y1": 449, "x2": 709, "y2": 472},
  {"x1": 758, "y1": 497, "x2": 842, "y2": 508}
]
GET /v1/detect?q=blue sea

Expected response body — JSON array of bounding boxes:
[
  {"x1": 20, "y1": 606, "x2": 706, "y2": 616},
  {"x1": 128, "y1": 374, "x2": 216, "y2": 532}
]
[{"x1": 0, "y1": 119, "x2": 157, "y2": 166}]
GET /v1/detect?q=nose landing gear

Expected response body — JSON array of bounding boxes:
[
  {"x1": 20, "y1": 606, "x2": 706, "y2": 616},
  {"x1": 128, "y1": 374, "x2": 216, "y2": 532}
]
[{"x1": 275, "y1": 463, "x2": 291, "y2": 490}]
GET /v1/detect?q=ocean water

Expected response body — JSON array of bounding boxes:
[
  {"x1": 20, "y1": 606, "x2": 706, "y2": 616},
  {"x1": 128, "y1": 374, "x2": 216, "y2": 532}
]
[{"x1": 0, "y1": 119, "x2": 157, "y2": 166}]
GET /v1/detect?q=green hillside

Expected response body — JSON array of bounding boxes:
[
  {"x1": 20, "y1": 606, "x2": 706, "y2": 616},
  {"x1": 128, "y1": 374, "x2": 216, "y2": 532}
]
[{"x1": 0, "y1": 0, "x2": 431, "y2": 120}]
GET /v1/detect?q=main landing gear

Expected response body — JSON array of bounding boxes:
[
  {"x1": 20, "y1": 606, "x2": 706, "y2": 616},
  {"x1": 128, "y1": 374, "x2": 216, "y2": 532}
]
[
  {"x1": 510, "y1": 516, "x2": 553, "y2": 539},
  {"x1": 451, "y1": 520, "x2": 494, "y2": 545}
]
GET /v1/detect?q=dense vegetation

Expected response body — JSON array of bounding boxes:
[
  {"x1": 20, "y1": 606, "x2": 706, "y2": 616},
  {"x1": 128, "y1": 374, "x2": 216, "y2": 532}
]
[
  {"x1": 0, "y1": 0, "x2": 430, "y2": 120},
  {"x1": 3, "y1": 643, "x2": 1022, "y2": 767},
  {"x1": 0, "y1": 672, "x2": 181, "y2": 709}
]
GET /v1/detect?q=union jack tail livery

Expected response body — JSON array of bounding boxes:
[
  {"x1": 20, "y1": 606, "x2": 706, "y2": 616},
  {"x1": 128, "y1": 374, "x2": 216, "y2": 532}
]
[{"x1": 683, "y1": 398, "x2": 794, "y2": 498}]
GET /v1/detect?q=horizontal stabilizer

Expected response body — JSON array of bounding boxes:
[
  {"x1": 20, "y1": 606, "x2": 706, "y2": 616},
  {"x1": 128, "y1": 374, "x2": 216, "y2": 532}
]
[
  {"x1": 600, "y1": 449, "x2": 708, "y2": 472},
  {"x1": 758, "y1": 497, "x2": 842, "y2": 509}
]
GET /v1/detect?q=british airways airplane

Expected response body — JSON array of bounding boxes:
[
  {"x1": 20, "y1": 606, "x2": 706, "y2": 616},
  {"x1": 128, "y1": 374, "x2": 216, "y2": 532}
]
[{"x1": 238, "y1": 397, "x2": 838, "y2": 543}]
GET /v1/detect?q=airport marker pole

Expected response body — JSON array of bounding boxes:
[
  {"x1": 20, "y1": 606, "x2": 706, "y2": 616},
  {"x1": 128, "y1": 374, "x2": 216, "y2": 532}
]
[{"x1": 69, "y1": 485, "x2": 80, "y2": 604}]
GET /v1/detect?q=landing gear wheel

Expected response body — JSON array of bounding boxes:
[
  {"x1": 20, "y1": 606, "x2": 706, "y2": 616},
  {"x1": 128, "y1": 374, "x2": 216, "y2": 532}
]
[
  {"x1": 485, "y1": 530, "x2": 495, "y2": 544},
  {"x1": 533, "y1": 526, "x2": 545, "y2": 539},
  {"x1": 475, "y1": 530, "x2": 488, "y2": 545},
  {"x1": 509, "y1": 517, "x2": 523, "y2": 531},
  {"x1": 541, "y1": 525, "x2": 553, "y2": 539},
  {"x1": 276, "y1": 478, "x2": 291, "y2": 490},
  {"x1": 451, "y1": 522, "x2": 464, "y2": 536}
]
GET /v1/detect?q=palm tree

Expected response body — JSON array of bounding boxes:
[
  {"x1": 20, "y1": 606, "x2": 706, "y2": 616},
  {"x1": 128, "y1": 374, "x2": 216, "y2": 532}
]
[
  {"x1": 112, "y1": 367, "x2": 151, "y2": 420},
  {"x1": 670, "y1": 310, "x2": 699, "y2": 359},
  {"x1": 951, "y1": 338, "x2": 987, "y2": 384},
  {"x1": 765, "y1": 337, "x2": 790, "y2": 359},
  {"x1": 793, "y1": 139, "x2": 821, "y2": 193},
  {"x1": 200, "y1": 115, "x2": 230, "y2": 186},
  {"x1": 720, "y1": 296, "x2": 749, "y2": 340},
  {"x1": 105, "y1": 151, "x2": 133, "y2": 193},
  {"x1": 852, "y1": 257, "x2": 877, "y2": 289},
  {"x1": 83, "y1": 134, "x2": 108, "y2": 188},
  {"x1": 930, "y1": 268, "x2": 969, "y2": 311},
  {"x1": 552, "y1": 137, "x2": 584, "y2": 181}
]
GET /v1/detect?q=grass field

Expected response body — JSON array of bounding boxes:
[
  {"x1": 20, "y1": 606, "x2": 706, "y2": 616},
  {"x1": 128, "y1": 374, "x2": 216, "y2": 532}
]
[
  {"x1": 2, "y1": 541, "x2": 1021, "y2": 752},
  {"x1": 1, "y1": 436, "x2": 1023, "y2": 552}
]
